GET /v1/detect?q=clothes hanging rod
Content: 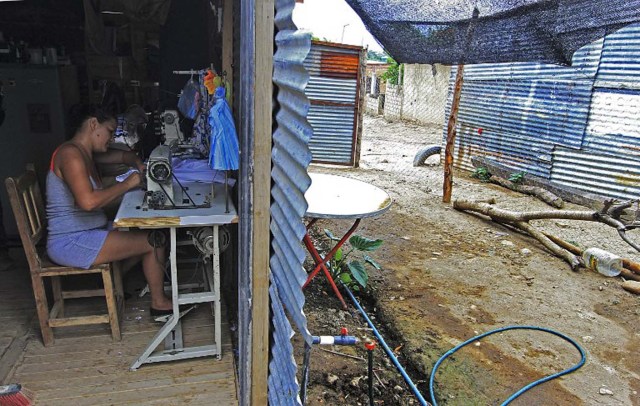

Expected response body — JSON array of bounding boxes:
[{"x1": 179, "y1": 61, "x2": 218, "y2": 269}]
[
  {"x1": 172, "y1": 66, "x2": 225, "y2": 77},
  {"x1": 172, "y1": 69, "x2": 208, "y2": 75}
]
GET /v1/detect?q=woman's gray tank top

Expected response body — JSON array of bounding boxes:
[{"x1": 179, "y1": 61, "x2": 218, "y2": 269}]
[{"x1": 46, "y1": 171, "x2": 108, "y2": 236}]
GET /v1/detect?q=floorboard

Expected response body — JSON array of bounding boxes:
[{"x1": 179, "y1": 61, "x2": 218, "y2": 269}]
[{"x1": 1, "y1": 254, "x2": 238, "y2": 405}]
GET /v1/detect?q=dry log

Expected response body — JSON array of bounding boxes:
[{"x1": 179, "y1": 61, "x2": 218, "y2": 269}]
[
  {"x1": 453, "y1": 200, "x2": 595, "y2": 222},
  {"x1": 543, "y1": 232, "x2": 640, "y2": 281},
  {"x1": 622, "y1": 281, "x2": 640, "y2": 295},
  {"x1": 620, "y1": 268, "x2": 640, "y2": 282},
  {"x1": 542, "y1": 233, "x2": 581, "y2": 255},
  {"x1": 622, "y1": 259, "x2": 640, "y2": 275},
  {"x1": 491, "y1": 175, "x2": 564, "y2": 208},
  {"x1": 513, "y1": 222, "x2": 581, "y2": 270},
  {"x1": 452, "y1": 199, "x2": 640, "y2": 273}
]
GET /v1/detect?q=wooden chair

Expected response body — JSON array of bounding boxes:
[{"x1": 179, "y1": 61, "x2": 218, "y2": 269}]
[{"x1": 5, "y1": 165, "x2": 123, "y2": 346}]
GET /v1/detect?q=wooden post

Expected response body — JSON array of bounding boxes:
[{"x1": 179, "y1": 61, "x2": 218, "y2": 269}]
[
  {"x1": 251, "y1": 0, "x2": 273, "y2": 404},
  {"x1": 222, "y1": 0, "x2": 234, "y2": 107},
  {"x1": 443, "y1": 8, "x2": 478, "y2": 203},
  {"x1": 442, "y1": 64, "x2": 465, "y2": 203},
  {"x1": 353, "y1": 47, "x2": 366, "y2": 168}
]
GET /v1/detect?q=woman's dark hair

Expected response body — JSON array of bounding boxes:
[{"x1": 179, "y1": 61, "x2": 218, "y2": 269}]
[{"x1": 67, "y1": 104, "x2": 115, "y2": 137}]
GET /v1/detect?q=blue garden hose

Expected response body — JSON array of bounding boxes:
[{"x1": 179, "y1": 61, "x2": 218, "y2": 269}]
[
  {"x1": 343, "y1": 284, "x2": 430, "y2": 405},
  {"x1": 429, "y1": 325, "x2": 587, "y2": 406},
  {"x1": 342, "y1": 284, "x2": 587, "y2": 406}
]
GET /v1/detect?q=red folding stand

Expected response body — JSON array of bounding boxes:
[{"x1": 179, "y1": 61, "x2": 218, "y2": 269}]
[{"x1": 302, "y1": 218, "x2": 361, "y2": 310}]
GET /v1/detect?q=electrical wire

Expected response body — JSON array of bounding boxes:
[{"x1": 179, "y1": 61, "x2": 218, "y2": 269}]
[
  {"x1": 428, "y1": 326, "x2": 587, "y2": 406},
  {"x1": 182, "y1": 253, "x2": 206, "y2": 286},
  {"x1": 152, "y1": 244, "x2": 171, "y2": 281}
]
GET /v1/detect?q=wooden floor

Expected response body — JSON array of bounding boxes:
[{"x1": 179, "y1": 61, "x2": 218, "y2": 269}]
[{"x1": 1, "y1": 252, "x2": 238, "y2": 406}]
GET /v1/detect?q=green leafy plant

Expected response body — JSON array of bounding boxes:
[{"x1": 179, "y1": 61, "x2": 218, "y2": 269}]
[
  {"x1": 380, "y1": 58, "x2": 403, "y2": 85},
  {"x1": 367, "y1": 50, "x2": 388, "y2": 62},
  {"x1": 311, "y1": 35, "x2": 330, "y2": 42},
  {"x1": 471, "y1": 167, "x2": 492, "y2": 182},
  {"x1": 324, "y1": 229, "x2": 383, "y2": 291},
  {"x1": 508, "y1": 171, "x2": 526, "y2": 184}
]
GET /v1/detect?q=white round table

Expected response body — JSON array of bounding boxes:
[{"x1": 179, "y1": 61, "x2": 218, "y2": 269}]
[
  {"x1": 302, "y1": 173, "x2": 392, "y2": 309},
  {"x1": 305, "y1": 173, "x2": 392, "y2": 219}
]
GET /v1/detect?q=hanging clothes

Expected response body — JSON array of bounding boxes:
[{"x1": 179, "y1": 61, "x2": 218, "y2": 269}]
[
  {"x1": 177, "y1": 78, "x2": 201, "y2": 119},
  {"x1": 191, "y1": 110, "x2": 210, "y2": 157},
  {"x1": 208, "y1": 87, "x2": 239, "y2": 171}
]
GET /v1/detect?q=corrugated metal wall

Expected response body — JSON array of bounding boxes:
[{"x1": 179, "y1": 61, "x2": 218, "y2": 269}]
[
  {"x1": 445, "y1": 23, "x2": 640, "y2": 200},
  {"x1": 268, "y1": 0, "x2": 314, "y2": 404},
  {"x1": 553, "y1": 25, "x2": 640, "y2": 199},
  {"x1": 305, "y1": 41, "x2": 363, "y2": 166}
]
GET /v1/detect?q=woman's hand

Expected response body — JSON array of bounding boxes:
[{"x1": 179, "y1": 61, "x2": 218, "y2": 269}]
[
  {"x1": 136, "y1": 161, "x2": 147, "y2": 174},
  {"x1": 118, "y1": 150, "x2": 146, "y2": 173},
  {"x1": 59, "y1": 143, "x2": 140, "y2": 211},
  {"x1": 123, "y1": 171, "x2": 143, "y2": 190}
]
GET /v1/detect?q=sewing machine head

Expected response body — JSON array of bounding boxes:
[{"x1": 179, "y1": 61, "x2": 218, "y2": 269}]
[
  {"x1": 146, "y1": 145, "x2": 176, "y2": 208},
  {"x1": 160, "y1": 109, "x2": 208, "y2": 158},
  {"x1": 160, "y1": 110, "x2": 184, "y2": 148}
]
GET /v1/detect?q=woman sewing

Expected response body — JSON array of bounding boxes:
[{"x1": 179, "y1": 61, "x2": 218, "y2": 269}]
[{"x1": 46, "y1": 105, "x2": 173, "y2": 318}]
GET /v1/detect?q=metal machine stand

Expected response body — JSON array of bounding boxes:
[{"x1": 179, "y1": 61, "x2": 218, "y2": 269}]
[{"x1": 130, "y1": 226, "x2": 221, "y2": 370}]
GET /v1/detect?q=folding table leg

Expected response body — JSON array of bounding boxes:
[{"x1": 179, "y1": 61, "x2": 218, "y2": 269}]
[
  {"x1": 304, "y1": 240, "x2": 348, "y2": 309},
  {"x1": 302, "y1": 219, "x2": 361, "y2": 310},
  {"x1": 303, "y1": 219, "x2": 361, "y2": 288}
]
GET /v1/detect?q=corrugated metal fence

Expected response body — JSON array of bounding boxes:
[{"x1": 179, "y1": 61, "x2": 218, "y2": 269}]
[
  {"x1": 305, "y1": 41, "x2": 365, "y2": 166},
  {"x1": 268, "y1": 0, "x2": 314, "y2": 404},
  {"x1": 445, "y1": 23, "x2": 640, "y2": 200}
]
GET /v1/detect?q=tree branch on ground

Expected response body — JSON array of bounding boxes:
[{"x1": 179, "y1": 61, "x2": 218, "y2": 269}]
[
  {"x1": 453, "y1": 198, "x2": 640, "y2": 273},
  {"x1": 490, "y1": 175, "x2": 564, "y2": 208}
]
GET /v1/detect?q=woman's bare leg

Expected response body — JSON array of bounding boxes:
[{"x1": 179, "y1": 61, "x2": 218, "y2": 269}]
[
  {"x1": 118, "y1": 256, "x2": 142, "y2": 275},
  {"x1": 93, "y1": 230, "x2": 171, "y2": 310}
]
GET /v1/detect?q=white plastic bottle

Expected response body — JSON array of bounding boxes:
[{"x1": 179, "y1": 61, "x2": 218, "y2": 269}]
[{"x1": 582, "y1": 247, "x2": 623, "y2": 277}]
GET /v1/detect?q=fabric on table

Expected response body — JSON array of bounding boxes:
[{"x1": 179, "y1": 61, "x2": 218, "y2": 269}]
[
  {"x1": 115, "y1": 168, "x2": 140, "y2": 183},
  {"x1": 171, "y1": 157, "x2": 236, "y2": 186}
]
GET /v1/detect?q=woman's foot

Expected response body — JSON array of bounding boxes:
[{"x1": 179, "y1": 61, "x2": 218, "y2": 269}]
[
  {"x1": 150, "y1": 296, "x2": 172, "y2": 312},
  {"x1": 150, "y1": 304, "x2": 198, "y2": 322}
]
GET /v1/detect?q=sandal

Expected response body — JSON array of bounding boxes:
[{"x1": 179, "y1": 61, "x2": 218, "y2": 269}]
[{"x1": 150, "y1": 304, "x2": 198, "y2": 322}]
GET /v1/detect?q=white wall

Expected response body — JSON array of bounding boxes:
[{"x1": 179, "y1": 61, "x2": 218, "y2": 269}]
[
  {"x1": 400, "y1": 64, "x2": 451, "y2": 126},
  {"x1": 383, "y1": 84, "x2": 402, "y2": 121},
  {"x1": 365, "y1": 95, "x2": 382, "y2": 115}
]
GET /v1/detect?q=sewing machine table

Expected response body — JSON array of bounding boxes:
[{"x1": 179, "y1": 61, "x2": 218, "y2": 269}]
[{"x1": 114, "y1": 181, "x2": 237, "y2": 370}]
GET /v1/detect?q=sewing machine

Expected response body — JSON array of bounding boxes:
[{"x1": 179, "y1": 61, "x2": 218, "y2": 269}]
[
  {"x1": 144, "y1": 144, "x2": 212, "y2": 210},
  {"x1": 145, "y1": 145, "x2": 176, "y2": 208},
  {"x1": 160, "y1": 110, "x2": 184, "y2": 148},
  {"x1": 160, "y1": 109, "x2": 208, "y2": 158}
]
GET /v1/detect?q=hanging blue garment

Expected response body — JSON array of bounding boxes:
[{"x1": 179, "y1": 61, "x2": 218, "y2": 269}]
[
  {"x1": 208, "y1": 87, "x2": 239, "y2": 171},
  {"x1": 191, "y1": 110, "x2": 210, "y2": 157},
  {"x1": 177, "y1": 78, "x2": 201, "y2": 119}
]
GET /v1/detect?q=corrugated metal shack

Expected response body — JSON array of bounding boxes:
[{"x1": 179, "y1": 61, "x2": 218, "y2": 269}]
[
  {"x1": 304, "y1": 41, "x2": 366, "y2": 167},
  {"x1": 445, "y1": 23, "x2": 640, "y2": 200}
]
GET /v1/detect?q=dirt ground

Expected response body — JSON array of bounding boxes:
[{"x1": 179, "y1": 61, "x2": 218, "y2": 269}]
[{"x1": 299, "y1": 115, "x2": 640, "y2": 405}]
